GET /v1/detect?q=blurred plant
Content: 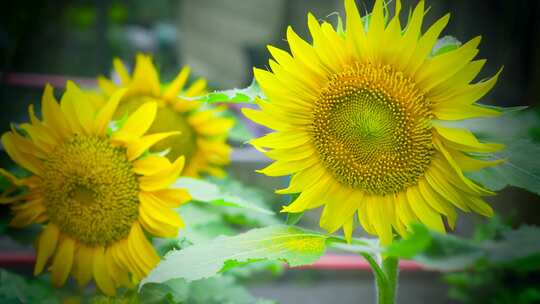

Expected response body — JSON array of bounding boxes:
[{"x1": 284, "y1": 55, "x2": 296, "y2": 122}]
[
  {"x1": 444, "y1": 217, "x2": 540, "y2": 304},
  {"x1": 97, "y1": 54, "x2": 234, "y2": 178}
]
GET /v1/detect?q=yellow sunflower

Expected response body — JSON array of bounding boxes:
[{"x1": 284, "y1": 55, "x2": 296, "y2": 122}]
[
  {"x1": 243, "y1": 0, "x2": 504, "y2": 245},
  {"x1": 97, "y1": 54, "x2": 234, "y2": 178},
  {"x1": 0, "y1": 82, "x2": 191, "y2": 295}
]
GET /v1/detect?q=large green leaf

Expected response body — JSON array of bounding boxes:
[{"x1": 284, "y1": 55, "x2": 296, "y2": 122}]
[
  {"x1": 175, "y1": 178, "x2": 273, "y2": 214},
  {"x1": 139, "y1": 276, "x2": 273, "y2": 304},
  {"x1": 140, "y1": 225, "x2": 329, "y2": 287},
  {"x1": 388, "y1": 223, "x2": 540, "y2": 271},
  {"x1": 466, "y1": 139, "x2": 540, "y2": 194},
  {"x1": 0, "y1": 269, "x2": 58, "y2": 304}
]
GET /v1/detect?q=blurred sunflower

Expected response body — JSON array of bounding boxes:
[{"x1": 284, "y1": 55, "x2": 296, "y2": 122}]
[
  {"x1": 97, "y1": 54, "x2": 234, "y2": 178},
  {"x1": 244, "y1": 0, "x2": 503, "y2": 244},
  {"x1": 0, "y1": 83, "x2": 191, "y2": 295}
]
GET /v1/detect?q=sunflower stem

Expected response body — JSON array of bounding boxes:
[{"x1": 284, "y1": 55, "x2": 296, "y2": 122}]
[
  {"x1": 381, "y1": 256, "x2": 399, "y2": 304},
  {"x1": 361, "y1": 253, "x2": 399, "y2": 304}
]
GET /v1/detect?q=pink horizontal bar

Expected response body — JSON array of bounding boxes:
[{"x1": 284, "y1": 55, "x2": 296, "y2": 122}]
[
  {"x1": 296, "y1": 253, "x2": 424, "y2": 271},
  {"x1": 0, "y1": 252, "x2": 424, "y2": 271},
  {"x1": 4, "y1": 73, "x2": 97, "y2": 89}
]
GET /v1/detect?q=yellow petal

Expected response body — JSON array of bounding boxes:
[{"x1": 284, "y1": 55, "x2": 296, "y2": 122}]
[
  {"x1": 257, "y1": 157, "x2": 318, "y2": 177},
  {"x1": 281, "y1": 174, "x2": 333, "y2": 212},
  {"x1": 434, "y1": 125, "x2": 504, "y2": 153},
  {"x1": 393, "y1": 1, "x2": 425, "y2": 70},
  {"x1": 344, "y1": 0, "x2": 368, "y2": 57},
  {"x1": 74, "y1": 244, "x2": 94, "y2": 287},
  {"x1": 141, "y1": 189, "x2": 191, "y2": 208},
  {"x1": 366, "y1": 195, "x2": 393, "y2": 245},
  {"x1": 429, "y1": 59, "x2": 486, "y2": 100},
  {"x1": 450, "y1": 149, "x2": 504, "y2": 171},
  {"x1": 1, "y1": 134, "x2": 43, "y2": 175},
  {"x1": 139, "y1": 156, "x2": 185, "y2": 191},
  {"x1": 265, "y1": 145, "x2": 315, "y2": 162},
  {"x1": 184, "y1": 78, "x2": 207, "y2": 97},
  {"x1": 127, "y1": 222, "x2": 160, "y2": 275},
  {"x1": 50, "y1": 237, "x2": 75, "y2": 287},
  {"x1": 406, "y1": 13, "x2": 450, "y2": 75},
  {"x1": 358, "y1": 200, "x2": 376, "y2": 235},
  {"x1": 139, "y1": 192, "x2": 184, "y2": 237},
  {"x1": 284, "y1": 27, "x2": 326, "y2": 78},
  {"x1": 418, "y1": 180, "x2": 457, "y2": 229},
  {"x1": 424, "y1": 166, "x2": 471, "y2": 212},
  {"x1": 276, "y1": 163, "x2": 326, "y2": 194},
  {"x1": 417, "y1": 36, "x2": 482, "y2": 92},
  {"x1": 250, "y1": 131, "x2": 310, "y2": 150},
  {"x1": 105, "y1": 248, "x2": 131, "y2": 288},
  {"x1": 94, "y1": 88, "x2": 127, "y2": 135},
  {"x1": 118, "y1": 102, "x2": 157, "y2": 138},
  {"x1": 164, "y1": 66, "x2": 190, "y2": 99},
  {"x1": 113, "y1": 58, "x2": 131, "y2": 85},
  {"x1": 406, "y1": 187, "x2": 446, "y2": 233},
  {"x1": 93, "y1": 247, "x2": 117, "y2": 296},
  {"x1": 110, "y1": 240, "x2": 145, "y2": 280},
  {"x1": 98, "y1": 76, "x2": 118, "y2": 95},
  {"x1": 319, "y1": 189, "x2": 361, "y2": 233},
  {"x1": 34, "y1": 224, "x2": 59, "y2": 275},
  {"x1": 60, "y1": 81, "x2": 85, "y2": 134},
  {"x1": 342, "y1": 217, "x2": 354, "y2": 244},
  {"x1": 9, "y1": 200, "x2": 46, "y2": 228},
  {"x1": 133, "y1": 155, "x2": 171, "y2": 175},
  {"x1": 41, "y1": 84, "x2": 71, "y2": 139},
  {"x1": 132, "y1": 54, "x2": 161, "y2": 96},
  {"x1": 194, "y1": 118, "x2": 235, "y2": 136},
  {"x1": 126, "y1": 131, "x2": 180, "y2": 161}
]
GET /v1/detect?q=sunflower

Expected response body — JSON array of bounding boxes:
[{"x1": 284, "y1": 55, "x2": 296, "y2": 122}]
[
  {"x1": 97, "y1": 54, "x2": 234, "y2": 178},
  {"x1": 0, "y1": 82, "x2": 191, "y2": 295},
  {"x1": 243, "y1": 0, "x2": 504, "y2": 245}
]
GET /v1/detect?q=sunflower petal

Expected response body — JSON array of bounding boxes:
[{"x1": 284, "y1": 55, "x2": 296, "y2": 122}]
[
  {"x1": 50, "y1": 237, "x2": 75, "y2": 287},
  {"x1": 139, "y1": 192, "x2": 184, "y2": 237},
  {"x1": 94, "y1": 88, "x2": 127, "y2": 135},
  {"x1": 74, "y1": 244, "x2": 94, "y2": 287},
  {"x1": 34, "y1": 224, "x2": 60, "y2": 275},
  {"x1": 93, "y1": 247, "x2": 117, "y2": 296},
  {"x1": 139, "y1": 156, "x2": 185, "y2": 191},
  {"x1": 164, "y1": 66, "x2": 190, "y2": 99}
]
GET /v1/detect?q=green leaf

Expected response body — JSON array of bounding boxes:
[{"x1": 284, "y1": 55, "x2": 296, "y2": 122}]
[
  {"x1": 140, "y1": 276, "x2": 274, "y2": 304},
  {"x1": 388, "y1": 223, "x2": 540, "y2": 271},
  {"x1": 0, "y1": 269, "x2": 58, "y2": 303},
  {"x1": 175, "y1": 178, "x2": 274, "y2": 216},
  {"x1": 386, "y1": 224, "x2": 432, "y2": 259},
  {"x1": 140, "y1": 225, "x2": 329, "y2": 286},
  {"x1": 466, "y1": 139, "x2": 540, "y2": 194},
  {"x1": 431, "y1": 35, "x2": 461, "y2": 57},
  {"x1": 286, "y1": 211, "x2": 304, "y2": 226},
  {"x1": 196, "y1": 79, "x2": 264, "y2": 104}
]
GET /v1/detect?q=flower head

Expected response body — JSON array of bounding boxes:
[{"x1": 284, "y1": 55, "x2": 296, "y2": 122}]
[
  {"x1": 98, "y1": 54, "x2": 234, "y2": 177},
  {"x1": 244, "y1": 0, "x2": 503, "y2": 244},
  {"x1": 0, "y1": 82, "x2": 191, "y2": 295}
]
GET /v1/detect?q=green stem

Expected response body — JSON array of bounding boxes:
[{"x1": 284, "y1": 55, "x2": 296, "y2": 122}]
[
  {"x1": 381, "y1": 256, "x2": 399, "y2": 304},
  {"x1": 361, "y1": 254, "x2": 399, "y2": 304}
]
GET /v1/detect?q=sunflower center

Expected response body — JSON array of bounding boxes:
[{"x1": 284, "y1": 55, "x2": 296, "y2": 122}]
[
  {"x1": 42, "y1": 135, "x2": 139, "y2": 246},
  {"x1": 116, "y1": 96, "x2": 197, "y2": 161},
  {"x1": 312, "y1": 62, "x2": 434, "y2": 195}
]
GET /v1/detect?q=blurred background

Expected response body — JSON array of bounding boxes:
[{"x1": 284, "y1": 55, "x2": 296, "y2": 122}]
[{"x1": 1, "y1": 0, "x2": 540, "y2": 303}]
